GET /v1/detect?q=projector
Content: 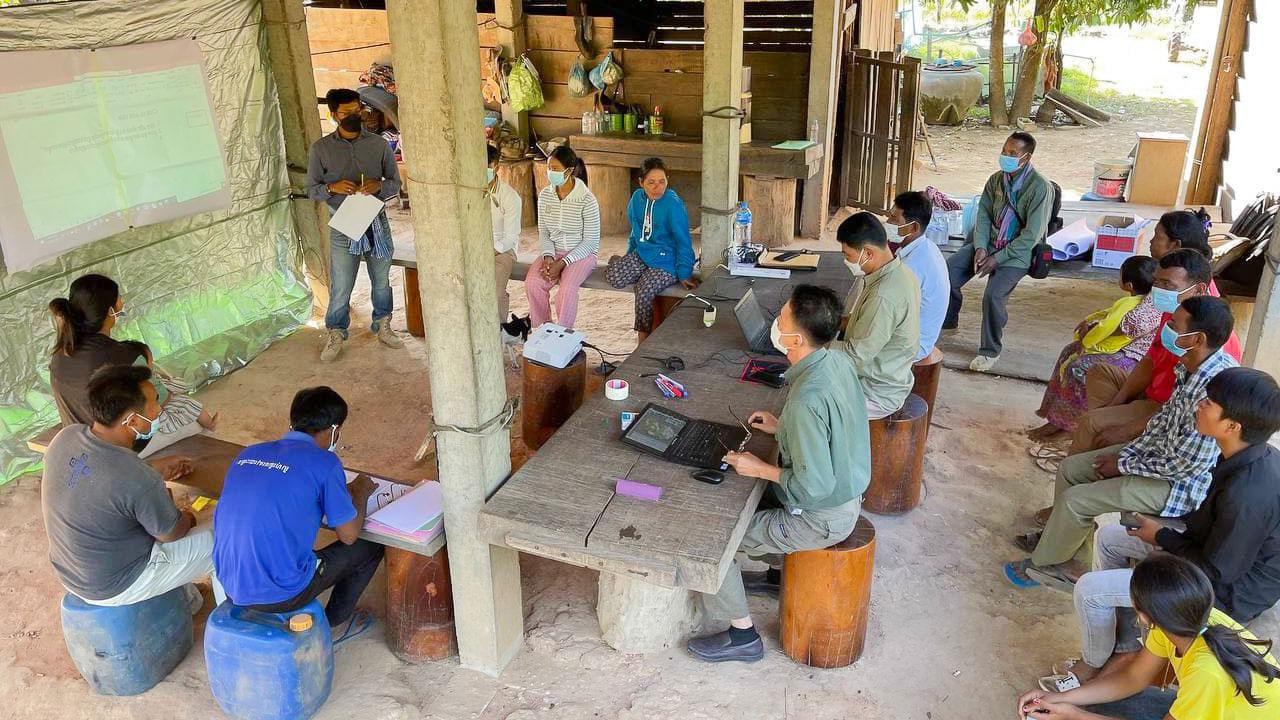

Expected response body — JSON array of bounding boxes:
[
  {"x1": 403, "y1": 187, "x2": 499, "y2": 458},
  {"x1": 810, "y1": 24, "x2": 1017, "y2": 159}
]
[{"x1": 522, "y1": 323, "x2": 586, "y2": 369}]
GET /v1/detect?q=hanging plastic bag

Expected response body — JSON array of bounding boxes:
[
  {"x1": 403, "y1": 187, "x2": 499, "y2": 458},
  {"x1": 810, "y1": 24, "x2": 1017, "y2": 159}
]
[
  {"x1": 601, "y1": 52, "x2": 623, "y2": 85},
  {"x1": 1018, "y1": 19, "x2": 1038, "y2": 47},
  {"x1": 589, "y1": 53, "x2": 612, "y2": 90},
  {"x1": 568, "y1": 55, "x2": 592, "y2": 97},
  {"x1": 507, "y1": 55, "x2": 544, "y2": 113}
]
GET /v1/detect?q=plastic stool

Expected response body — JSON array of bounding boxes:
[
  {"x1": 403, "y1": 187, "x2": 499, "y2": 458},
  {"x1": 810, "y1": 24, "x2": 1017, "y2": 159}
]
[
  {"x1": 60, "y1": 586, "x2": 193, "y2": 695},
  {"x1": 205, "y1": 600, "x2": 334, "y2": 720}
]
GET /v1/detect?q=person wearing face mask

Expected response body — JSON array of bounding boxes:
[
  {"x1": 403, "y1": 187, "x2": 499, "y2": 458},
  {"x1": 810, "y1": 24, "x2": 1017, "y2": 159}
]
[
  {"x1": 40, "y1": 365, "x2": 211, "y2": 614},
  {"x1": 605, "y1": 157, "x2": 698, "y2": 341},
  {"x1": 1018, "y1": 555, "x2": 1279, "y2": 720},
  {"x1": 686, "y1": 285, "x2": 869, "y2": 663},
  {"x1": 305, "y1": 88, "x2": 405, "y2": 362},
  {"x1": 835, "y1": 212, "x2": 921, "y2": 419},
  {"x1": 1072, "y1": 250, "x2": 1243, "y2": 455},
  {"x1": 486, "y1": 143, "x2": 523, "y2": 324},
  {"x1": 886, "y1": 191, "x2": 950, "y2": 363},
  {"x1": 1055, "y1": 368, "x2": 1280, "y2": 691},
  {"x1": 526, "y1": 145, "x2": 600, "y2": 329},
  {"x1": 213, "y1": 386, "x2": 383, "y2": 630},
  {"x1": 1007, "y1": 296, "x2": 1238, "y2": 591},
  {"x1": 943, "y1": 131, "x2": 1054, "y2": 372}
]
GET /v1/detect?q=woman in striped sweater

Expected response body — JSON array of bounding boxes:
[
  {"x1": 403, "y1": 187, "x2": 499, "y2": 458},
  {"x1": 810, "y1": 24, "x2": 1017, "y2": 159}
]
[{"x1": 525, "y1": 146, "x2": 601, "y2": 329}]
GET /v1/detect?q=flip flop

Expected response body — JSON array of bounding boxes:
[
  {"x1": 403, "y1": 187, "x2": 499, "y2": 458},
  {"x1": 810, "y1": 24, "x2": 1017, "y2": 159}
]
[
  {"x1": 1004, "y1": 559, "x2": 1041, "y2": 589},
  {"x1": 1026, "y1": 445, "x2": 1066, "y2": 460},
  {"x1": 1035, "y1": 457, "x2": 1062, "y2": 474},
  {"x1": 1034, "y1": 506, "x2": 1053, "y2": 528},
  {"x1": 334, "y1": 609, "x2": 374, "y2": 646},
  {"x1": 1026, "y1": 564, "x2": 1079, "y2": 594},
  {"x1": 1012, "y1": 530, "x2": 1043, "y2": 554}
]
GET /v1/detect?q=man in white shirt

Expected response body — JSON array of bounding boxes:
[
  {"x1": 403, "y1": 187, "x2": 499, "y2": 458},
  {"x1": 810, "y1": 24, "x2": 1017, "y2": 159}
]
[
  {"x1": 486, "y1": 144, "x2": 522, "y2": 322},
  {"x1": 886, "y1": 191, "x2": 950, "y2": 363}
]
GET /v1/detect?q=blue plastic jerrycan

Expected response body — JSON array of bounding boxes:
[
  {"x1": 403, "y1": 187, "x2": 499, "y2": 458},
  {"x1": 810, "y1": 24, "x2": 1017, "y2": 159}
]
[
  {"x1": 60, "y1": 586, "x2": 194, "y2": 696},
  {"x1": 205, "y1": 600, "x2": 334, "y2": 720}
]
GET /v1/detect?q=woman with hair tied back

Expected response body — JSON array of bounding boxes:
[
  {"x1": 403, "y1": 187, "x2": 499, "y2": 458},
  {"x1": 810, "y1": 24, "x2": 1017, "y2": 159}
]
[
  {"x1": 1018, "y1": 554, "x2": 1280, "y2": 720},
  {"x1": 525, "y1": 144, "x2": 600, "y2": 329},
  {"x1": 48, "y1": 274, "x2": 218, "y2": 455}
]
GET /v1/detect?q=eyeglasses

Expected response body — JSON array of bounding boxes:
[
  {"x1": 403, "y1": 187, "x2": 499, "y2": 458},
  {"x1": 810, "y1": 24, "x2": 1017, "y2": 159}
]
[{"x1": 726, "y1": 403, "x2": 752, "y2": 453}]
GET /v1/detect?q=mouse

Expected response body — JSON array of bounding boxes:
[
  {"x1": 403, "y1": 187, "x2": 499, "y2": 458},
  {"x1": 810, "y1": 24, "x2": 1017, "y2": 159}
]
[{"x1": 691, "y1": 469, "x2": 725, "y2": 485}]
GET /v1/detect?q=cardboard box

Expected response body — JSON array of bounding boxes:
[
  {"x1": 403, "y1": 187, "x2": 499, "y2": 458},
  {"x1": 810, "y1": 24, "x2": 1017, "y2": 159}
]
[{"x1": 1093, "y1": 214, "x2": 1142, "y2": 269}]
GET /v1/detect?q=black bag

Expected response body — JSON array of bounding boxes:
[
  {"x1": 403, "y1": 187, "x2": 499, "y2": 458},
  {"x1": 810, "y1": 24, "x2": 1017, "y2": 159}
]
[{"x1": 1024, "y1": 180, "x2": 1062, "y2": 279}]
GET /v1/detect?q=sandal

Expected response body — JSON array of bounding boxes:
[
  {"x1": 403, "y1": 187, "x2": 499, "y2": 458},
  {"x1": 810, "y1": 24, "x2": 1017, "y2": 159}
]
[
  {"x1": 1003, "y1": 559, "x2": 1041, "y2": 589},
  {"x1": 1025, "y1": 562, "x2": 1081, "y2": 594},
  {"x1": 1034, "y1": 506, "x2": 1053, "y2": 528},
  {"x1": 1026, "y1": 445, "x2": 1066, "y2": 460},
  {"x1": 1012, "y1": 530, "x2": 1043, "y2": 554},
  {"x1": 334, "y1": 609, "x2": 375, "y2": 646},
  {"x1": 1035, "y1": 456, "x2": 1062, "y2": 474}
]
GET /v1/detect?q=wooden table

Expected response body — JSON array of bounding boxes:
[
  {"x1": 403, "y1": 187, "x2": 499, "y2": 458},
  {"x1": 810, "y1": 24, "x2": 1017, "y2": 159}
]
[{"x1": 479, "y1": 253, "x2": 854, "y2": 652}]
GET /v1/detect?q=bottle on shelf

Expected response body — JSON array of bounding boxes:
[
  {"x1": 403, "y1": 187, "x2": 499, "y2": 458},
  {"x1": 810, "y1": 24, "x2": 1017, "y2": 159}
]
[{"x1": 649, "y1": 105, "x2": 664, "y2": 136}]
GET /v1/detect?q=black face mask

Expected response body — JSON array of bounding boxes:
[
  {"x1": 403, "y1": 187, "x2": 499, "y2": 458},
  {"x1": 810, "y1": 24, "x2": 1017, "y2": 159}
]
[{"x1": 339, "y1": 114, "x2": 363, "y2": 132}]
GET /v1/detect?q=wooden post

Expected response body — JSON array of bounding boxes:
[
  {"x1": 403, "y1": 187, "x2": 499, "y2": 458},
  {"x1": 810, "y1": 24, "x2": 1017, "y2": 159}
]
[
  {"x1": 1244, "y1": 220, "x2": 1280, "y2": 377},
  {"x1": 385, "y1": 547, "x2": 457, "y2": 662},
  {"x1": 1184, "y1": 0, "x2": 1250, "y2": 205},
  {"x1": 261, "y1": 0, "x2": 331, "y2": 310},
  {"x1": 800, "y1": 0, "x2": 843, "y2": 238},
  {"x1": 386, "y1": 0, "x2": 524, "y2": 677},
  {"x1": 495, "y1": 0, "x2": 529, "y2": 143},
  {"x1": 597, "y1": 572, "x2": 698, "y2": 653},
  {"x1": 742, "y1": 176, "x2": 798, "y2": 247},
  {"x1": 699, "y1": 0, "x2": 745, "y2": 277}
]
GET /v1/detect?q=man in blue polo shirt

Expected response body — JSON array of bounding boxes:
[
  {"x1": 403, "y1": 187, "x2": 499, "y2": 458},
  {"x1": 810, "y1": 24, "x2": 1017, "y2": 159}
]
[{"x1": 213, "y1": 386, "x2": 381, "y2": 627}]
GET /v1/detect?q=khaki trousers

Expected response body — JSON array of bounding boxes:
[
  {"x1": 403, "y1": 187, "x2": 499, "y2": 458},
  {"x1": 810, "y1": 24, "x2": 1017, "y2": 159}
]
[
  {"x1": 1031, "y1": 444, "x2": 1170, "y2": 567},
  {"x1": 1069, "y1": 365, "x2": 1161, "y2": 455},
  {"x1": 494, "y1": 250, "x2": 516, "y2": 322}
]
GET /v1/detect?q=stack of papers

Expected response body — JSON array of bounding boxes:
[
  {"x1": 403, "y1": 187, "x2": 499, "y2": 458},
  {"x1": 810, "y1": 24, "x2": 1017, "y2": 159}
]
[{"x1": 346, "y1": 472, "x2": 445, "y2": 546}]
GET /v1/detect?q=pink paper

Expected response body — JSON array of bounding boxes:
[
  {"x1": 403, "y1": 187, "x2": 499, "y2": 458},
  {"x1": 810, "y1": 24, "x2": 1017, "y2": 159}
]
[{"x1": 615, "y1": 478, "x2": 662, "y2": 502}]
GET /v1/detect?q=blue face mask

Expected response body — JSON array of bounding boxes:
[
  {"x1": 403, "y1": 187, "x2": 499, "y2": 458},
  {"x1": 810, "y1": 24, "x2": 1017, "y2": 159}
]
[
  {"x1": 998, "y1": 154, "x2": 1023, "y2": 173},
  {"x1": 124, "y1": 412, "x2": 158, "y2": 441},
  {"x1": 1152, "y1": 285, "x2": 1194, "y2": 314},
  {"x1": 547, "y1": 168, "x2": 568, "y2": 187},
  {"x1": 486, "y1": 168, "x2": 496, "y2": 184},
  {"x1": 1160, "y1": 324, "x2": 1199, "y2": 358},
  {"x1": 327, "y1": 424, "x2": 340, "y2": 453}
]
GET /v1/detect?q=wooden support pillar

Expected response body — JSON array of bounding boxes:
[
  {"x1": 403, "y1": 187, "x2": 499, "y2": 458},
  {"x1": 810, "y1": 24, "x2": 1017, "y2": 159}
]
[
  {"x1": 700, "y1": 0, "x2": 745, "y2": 276},
  {"x1": 495, "y1": 0, "x2": 529, "y2": 143},
  {"x1": 261, "y1": 0, "x2": 331, "y2": 310},
  {"x1": 386, "y1": 0, "x2": 524, "y2": 677},
  {"x1": 800, "y1": 0, "x2": 843, "y2": 238},
  {"x1": 1184, "y1": 0, "x2": 1249, "y2": 205},
  {"x1": 596, "y1": 573, "x2": 698, "y2": 653},
  {"x1": 1244, "y1": 220, "x2": 1280, "y2": 377}
]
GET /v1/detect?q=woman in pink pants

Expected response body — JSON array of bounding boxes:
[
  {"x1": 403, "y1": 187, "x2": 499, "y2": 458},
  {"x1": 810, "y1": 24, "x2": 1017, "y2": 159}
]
[{"x1": 526, "y1": 146, "x2": 600, "y2": 329}]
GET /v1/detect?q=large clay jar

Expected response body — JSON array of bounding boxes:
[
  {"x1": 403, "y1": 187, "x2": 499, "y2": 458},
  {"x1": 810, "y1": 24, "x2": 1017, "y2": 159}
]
[{"x1": 920, "y1": 64, "x2": 984, "y2": 125}]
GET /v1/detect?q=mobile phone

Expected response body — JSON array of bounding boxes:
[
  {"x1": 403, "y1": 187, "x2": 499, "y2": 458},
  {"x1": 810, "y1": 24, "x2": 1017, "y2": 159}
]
[
  {"x1": 1119, "y1": 511, "x2": 1142, "y2": 530},
  {"x1": 773, "y1": 250, "x2": 801, "y2": 262}
]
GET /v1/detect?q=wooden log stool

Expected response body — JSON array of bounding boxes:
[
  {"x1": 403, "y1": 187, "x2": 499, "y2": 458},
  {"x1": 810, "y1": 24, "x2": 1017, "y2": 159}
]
[
  {"x1": 497, "y1": 158, "x2": 536, "y2": 228},
  {"x1": 780, "y1": 515, "x2": 876, "y2": 668},
  {"x1": 385, "y1": 547, "x2": 456, "y2": 662},
  {"x1": 741, "y1": 175, "x2": 798, "y2": 247},
  {"x1": 911, "y1": 347, "x2": 944, "y2": 429},
  {"x1": 583, "y1": 164, "x2": 631, "y2": 235},
  {"x1": 520, "y1": 351, "x2": 586, "y2": 450},
  {"x1": 864, "y1": 393, "x2": 928, "y2": 514}
]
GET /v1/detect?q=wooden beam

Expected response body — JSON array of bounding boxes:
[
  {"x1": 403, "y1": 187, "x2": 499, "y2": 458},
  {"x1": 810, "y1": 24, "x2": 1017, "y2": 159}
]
[
  {"x1": 386, "y1": 0, "x2": 524, "y2": 677},
  {"x1": 699, "y1": 0, "x2": 746, "y2": 274},
  {"x1": 1045, "y1": 88, "x2": 1111, "y2": 122},
  {"x1": 1042, "y1": 95, "x2": 1102, "y2": 128},
  {"x1": 494, "y1": 0, "x2": 529, "y2": 142},
  {"x1": 800, "y1": 0, "x2": 843, "y2": 238},
  {"x1": 261, "y1": 0, "x2": 331, "y2": 311},
  {"x1": 1185, "y1": 0, "x2": 1251, "y2": 205}
]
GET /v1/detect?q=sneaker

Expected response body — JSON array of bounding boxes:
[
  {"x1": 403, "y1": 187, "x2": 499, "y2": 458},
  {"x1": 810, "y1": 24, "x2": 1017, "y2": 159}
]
[
  {"x1": 375, "y1": 321, "x2": 403, "y2": 349},
  {"x1": 687, "y1": 630, "x2": 764, "y2": 663},
  {"x1": 320, "y1": 329, "x2": 344, "y2": 362},
  {"x1": 969, "y1": 354, "x2": 999, "y2": 372}
]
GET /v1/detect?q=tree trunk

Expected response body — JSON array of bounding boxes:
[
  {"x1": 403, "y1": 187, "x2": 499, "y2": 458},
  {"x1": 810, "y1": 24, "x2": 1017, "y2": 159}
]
[
  {"x1": 988, "y1": 0, "x2": 1009, "y2": 128},
  {"x1": 1007, "y1": 0, "x2": 1059, "y2": 123}
]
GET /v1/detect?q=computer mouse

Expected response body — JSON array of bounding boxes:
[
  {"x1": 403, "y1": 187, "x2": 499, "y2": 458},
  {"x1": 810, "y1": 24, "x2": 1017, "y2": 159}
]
[{"x1": 691, "y1": 469, "x2": 725, "y2": 485}]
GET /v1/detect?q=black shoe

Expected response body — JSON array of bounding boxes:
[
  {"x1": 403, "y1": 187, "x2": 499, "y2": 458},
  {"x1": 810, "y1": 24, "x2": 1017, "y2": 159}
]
[
  {"x1": 687, "y1": 630, "x2": 765, "y2": 663},
  {"x1": 742, "y1": 569, "x2": 780, "y2": 597}
]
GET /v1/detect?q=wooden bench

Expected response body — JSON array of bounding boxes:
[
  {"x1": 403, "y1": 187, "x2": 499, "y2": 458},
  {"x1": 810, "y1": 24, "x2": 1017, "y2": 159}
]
[{"x1": 390, "y1": 244, "x2": 688, "y2": 337}]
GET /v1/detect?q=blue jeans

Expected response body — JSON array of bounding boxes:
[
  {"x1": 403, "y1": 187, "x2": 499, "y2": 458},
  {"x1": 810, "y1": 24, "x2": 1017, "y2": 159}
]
[{"x1": 325, "y1": 227, "x2": 393, "y2": 336}]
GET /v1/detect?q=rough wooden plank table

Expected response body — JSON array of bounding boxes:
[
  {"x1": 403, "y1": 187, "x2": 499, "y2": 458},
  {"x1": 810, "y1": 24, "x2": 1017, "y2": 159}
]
[
  {"x1": 567, "y1": 133, "x2": 824, "y2": 179},
  {"x1": 479, "y1": 253, "x2": 854, "y2": 652}
]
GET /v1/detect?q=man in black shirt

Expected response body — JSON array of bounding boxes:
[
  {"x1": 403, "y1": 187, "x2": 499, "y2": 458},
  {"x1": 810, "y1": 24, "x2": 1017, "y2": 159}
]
[{"x1": 1064, "y1": 366, "x2": 1280, "y2": 684}]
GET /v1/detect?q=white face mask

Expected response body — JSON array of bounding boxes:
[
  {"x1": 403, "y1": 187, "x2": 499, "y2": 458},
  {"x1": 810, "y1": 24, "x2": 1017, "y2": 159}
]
[
  {"x1": 844, "y1": 250, "x2": 867, "y2": 277},
  {"x1": 327, "y1": 424, "x2": 340, "y2": 453},
  {"x1": 770, "y1": 318, "x2": 801, "y2": 354}
]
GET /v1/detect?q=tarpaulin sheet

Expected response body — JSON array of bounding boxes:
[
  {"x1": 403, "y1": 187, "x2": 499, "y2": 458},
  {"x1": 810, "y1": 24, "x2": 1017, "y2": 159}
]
[{"x1": 0, "y1": 0, "x2": 311, "y2": 482}]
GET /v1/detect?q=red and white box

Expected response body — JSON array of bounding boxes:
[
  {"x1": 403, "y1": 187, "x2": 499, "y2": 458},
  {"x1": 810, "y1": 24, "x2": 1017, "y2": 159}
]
[{"x1": 1093, "y1": 215, "x2": 1143, "y2": 270}]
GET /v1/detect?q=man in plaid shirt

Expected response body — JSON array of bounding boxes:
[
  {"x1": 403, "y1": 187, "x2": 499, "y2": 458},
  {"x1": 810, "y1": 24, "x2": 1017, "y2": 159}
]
[{"x1": 1006, "y1": 296, "x2": 1238, "y2": 590}]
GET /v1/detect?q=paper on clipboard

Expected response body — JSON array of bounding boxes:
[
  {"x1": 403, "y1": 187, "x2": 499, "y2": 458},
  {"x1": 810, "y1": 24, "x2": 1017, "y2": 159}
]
[{"x1": 327, "y1": 192, "x2": 385, "y2": 239}]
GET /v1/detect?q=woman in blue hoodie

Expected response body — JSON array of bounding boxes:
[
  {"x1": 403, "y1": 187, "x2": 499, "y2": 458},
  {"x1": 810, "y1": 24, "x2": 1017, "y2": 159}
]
[{"x1": 605, "y1": 157, "x2": 697, "y2": 340}]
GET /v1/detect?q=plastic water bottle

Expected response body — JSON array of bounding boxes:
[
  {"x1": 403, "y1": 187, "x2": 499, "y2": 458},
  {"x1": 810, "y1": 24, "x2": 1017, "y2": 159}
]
[
  {"x1": 926, "y1": 213, "x2": 949, "y2": 245},
  {"x1": 733, "y1": 201, "x2": 753, "y2": 250}
]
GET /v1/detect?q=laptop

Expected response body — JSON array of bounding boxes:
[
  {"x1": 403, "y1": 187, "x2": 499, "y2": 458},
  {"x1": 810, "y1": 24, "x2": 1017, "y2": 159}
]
[
  {"x1": 733, "y1": 288, "x2": 784, "y2": 355},
  {"x1": 619, "y1": 403, "x2": 749, "y2": 470}
]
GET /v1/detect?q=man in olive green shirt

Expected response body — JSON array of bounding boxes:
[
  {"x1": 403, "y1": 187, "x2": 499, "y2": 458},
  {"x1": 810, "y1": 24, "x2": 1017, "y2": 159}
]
[
  {"x1": 687, "y1": 285, "x2": 870, "y2": 664},
  {"x1": 836, "y1": 212, "x2": 921, "y2": 419},
  {"x1": 943, "y1": 131, "x2": 1053, "y2": 372}
]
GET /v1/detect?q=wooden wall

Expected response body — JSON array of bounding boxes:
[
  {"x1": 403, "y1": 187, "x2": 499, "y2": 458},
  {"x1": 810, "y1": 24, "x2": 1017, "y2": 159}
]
[{"x1": 305, "y1": 7, "x2": 808, "y2": 142}]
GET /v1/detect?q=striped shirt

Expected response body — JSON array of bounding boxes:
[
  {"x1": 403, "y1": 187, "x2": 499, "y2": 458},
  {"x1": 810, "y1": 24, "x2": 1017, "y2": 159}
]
[
  {"x1": 1119, "y1": 348, "x2": 1238, "y2": 517},
  {"x1": 537, "y1": 179, "x2": 600, "y2": 264}
]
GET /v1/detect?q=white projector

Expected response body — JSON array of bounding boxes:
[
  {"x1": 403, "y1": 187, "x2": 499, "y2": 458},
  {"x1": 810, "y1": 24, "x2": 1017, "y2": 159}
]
[{"x1": 522, "y1": 323, "x2": 586, "y2": 369}]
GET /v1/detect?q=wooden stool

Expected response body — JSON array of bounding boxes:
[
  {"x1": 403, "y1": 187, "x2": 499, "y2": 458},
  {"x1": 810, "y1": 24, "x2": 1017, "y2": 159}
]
[
  {"x1": 385, "y1": 547, "x2": 456, "y2": 662},
  {"x1": 864, "y1": 394, "x2": 928, "y2": 514},
  {"x1": 780, "y1": 515, "x2": 876, "y2": 668},
  {"x1": 911, "y1": 347, "x2": 944, "y2": 429},
  {"x1": 497, "y1": 158, "x2": 536, "y2": 228},
  {"x1": 583, "y1": 164, "x2": 631, "y2": 235},
  {"x1": 742, "y1": 175, "x2": 798, "y2": 247},
  {"x1": 650, "y1": 294, "x2": 683, "y2": 333},
  {"x1": 520, "y1": 351, "x2": 586, "y2": 450}
]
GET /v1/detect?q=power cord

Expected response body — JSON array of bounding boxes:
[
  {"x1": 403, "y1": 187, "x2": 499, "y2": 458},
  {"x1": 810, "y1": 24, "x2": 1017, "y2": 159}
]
[{"x1": 582, "y1": 341, "x2": 629, "y2": 376}]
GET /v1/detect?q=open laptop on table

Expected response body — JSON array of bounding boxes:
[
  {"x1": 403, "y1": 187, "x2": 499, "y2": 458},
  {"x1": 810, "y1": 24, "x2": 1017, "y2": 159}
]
[
  {"x1": 620, "y1": 403, "x2": 750, "y2": 470},
  {"x1": 733, "y1": 287, "x2": 784, "y2": 356}
]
